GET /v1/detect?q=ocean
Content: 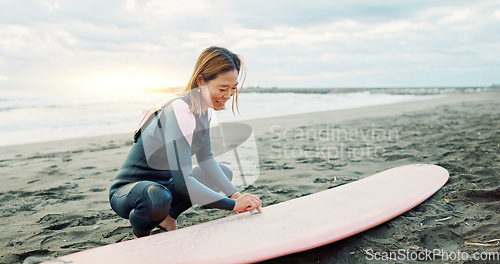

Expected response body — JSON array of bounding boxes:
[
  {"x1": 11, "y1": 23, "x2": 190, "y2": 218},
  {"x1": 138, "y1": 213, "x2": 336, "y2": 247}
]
[{"x1": 0, "y1": 90, "x2": 442, "y2": 147}]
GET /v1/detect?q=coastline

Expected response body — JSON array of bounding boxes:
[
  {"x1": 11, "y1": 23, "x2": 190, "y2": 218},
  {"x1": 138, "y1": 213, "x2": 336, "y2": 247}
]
[
  {"x1": 144, "y1": 86, "x2": 497, "y2": 95},
  {"x1": 1, "y1": 90, "x2": 499, "y2": 263},
  {"x1": 233, "y1": 86, "x2": 495, "y2": 95},
  {"x1": 0, "y1": 88, "x2": 445, "y2": 148}
]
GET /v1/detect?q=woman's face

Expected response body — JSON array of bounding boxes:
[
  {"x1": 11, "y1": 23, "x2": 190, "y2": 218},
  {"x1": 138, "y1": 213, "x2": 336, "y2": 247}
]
[{"x1": 198, "y1": 69, "x2": 239, "y2": 111}]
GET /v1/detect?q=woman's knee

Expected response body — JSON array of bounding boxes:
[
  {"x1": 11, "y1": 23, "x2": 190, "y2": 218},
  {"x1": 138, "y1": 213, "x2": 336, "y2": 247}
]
[
  {"x1": 128, "y1": 184, "x2": 172, "y2": 237},
  {"x1": 219, "y1": 163, "x2": 233, "y2": 181},
  {"x1": 145, "y1": 184, "x2": 172, "y2": 222},
  {"x1": 192, "y1": 163, "x2": 233, "y2": 182}
]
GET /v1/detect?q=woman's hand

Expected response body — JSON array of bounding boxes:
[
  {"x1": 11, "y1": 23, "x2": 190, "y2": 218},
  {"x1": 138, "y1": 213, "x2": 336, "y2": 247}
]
[
  {"x1": 232, "y1": 193, "x2": 262, "y2": 214},
  {"x1": 230, "y1": 191, "x2": 242, "y2": 200}
]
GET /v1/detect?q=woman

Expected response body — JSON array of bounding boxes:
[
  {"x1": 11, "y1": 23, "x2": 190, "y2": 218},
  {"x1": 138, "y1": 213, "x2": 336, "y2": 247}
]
[{"x1": 109, "y1": 46, "x2": 262, "y2": 238}]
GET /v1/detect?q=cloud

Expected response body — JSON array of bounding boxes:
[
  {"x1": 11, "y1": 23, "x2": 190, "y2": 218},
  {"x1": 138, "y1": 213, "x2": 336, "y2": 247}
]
[
  {"x1": 0, "y1": 74, "x2": 9, "y2": 81},
  {"x1": 0, "y1": 0, "x2": 498, "y2": 91}
]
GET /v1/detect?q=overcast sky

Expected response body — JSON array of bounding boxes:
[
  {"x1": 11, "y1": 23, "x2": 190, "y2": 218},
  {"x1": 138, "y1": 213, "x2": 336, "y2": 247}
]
[{"x1": 0, "y1": 0, "x2": 499, "y2": 94}]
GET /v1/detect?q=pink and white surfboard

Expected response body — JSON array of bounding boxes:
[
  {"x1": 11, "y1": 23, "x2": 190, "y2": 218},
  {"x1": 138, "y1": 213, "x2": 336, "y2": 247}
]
[{"x1": 44, "y1": 164, "x2": 449, "y2": 264}]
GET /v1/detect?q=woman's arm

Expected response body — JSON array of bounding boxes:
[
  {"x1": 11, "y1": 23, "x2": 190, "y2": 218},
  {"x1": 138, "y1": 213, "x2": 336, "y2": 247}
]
[
  {"x1": 196, "y1": 121, "x2": 262, "y2": 214},
  {"x1": 161, "y1": 102, "x2": 236, "y2": 210},
  {"x1": 195, "y1": 126, "x2": 240, "y2": 198}
]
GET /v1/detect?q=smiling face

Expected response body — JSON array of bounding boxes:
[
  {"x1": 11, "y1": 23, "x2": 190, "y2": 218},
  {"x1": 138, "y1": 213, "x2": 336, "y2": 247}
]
[{"x1": 197, "y1": 69, "x2": 239, "y2": 111}]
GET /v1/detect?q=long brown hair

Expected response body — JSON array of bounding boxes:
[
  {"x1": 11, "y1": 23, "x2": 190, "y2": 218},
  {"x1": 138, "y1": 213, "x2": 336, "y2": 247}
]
[{"x1": 179, "y1": 46, "x2": 246, "y2": 115}]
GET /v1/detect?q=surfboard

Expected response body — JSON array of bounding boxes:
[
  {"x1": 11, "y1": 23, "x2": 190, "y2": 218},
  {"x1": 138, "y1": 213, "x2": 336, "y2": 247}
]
[{"x1": 43, "y1": 164, "x2": 448, "y2": 264}]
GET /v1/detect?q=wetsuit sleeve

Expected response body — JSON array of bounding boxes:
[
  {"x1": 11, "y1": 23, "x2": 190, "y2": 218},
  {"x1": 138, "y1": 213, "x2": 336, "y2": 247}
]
[
  {"x1": 162, "y1": 104, "x2": 235, "y2": 211},
  {"x1": 196, "y1": 125, "x2": 239, "y2": 198}
]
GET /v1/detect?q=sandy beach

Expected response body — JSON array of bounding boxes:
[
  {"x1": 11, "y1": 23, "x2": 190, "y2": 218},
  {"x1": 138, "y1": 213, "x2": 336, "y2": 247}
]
[{"x1": 1, "y1": 89, "x2": 498, "y2": 263}]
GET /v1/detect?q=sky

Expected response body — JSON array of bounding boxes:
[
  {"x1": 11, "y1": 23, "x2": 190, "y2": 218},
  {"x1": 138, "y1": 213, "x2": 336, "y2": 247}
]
[{"x1": 0, "y1": 0, "x2": 499, "y2": 94}]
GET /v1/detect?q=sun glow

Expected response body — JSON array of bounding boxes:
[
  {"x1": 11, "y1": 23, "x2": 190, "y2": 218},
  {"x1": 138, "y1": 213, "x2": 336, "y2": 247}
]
[{"x1": 88, "y1": 76, "x2": 174, "y2": 92}]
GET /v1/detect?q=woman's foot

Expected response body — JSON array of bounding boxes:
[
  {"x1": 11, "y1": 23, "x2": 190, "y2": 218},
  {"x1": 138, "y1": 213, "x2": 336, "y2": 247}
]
[
  {"x1": 158, "y1": 215, "x2": 177, "y2": 231},
  {"x1": 133, "y1": 231, "x2": 150, "y2": 239}
]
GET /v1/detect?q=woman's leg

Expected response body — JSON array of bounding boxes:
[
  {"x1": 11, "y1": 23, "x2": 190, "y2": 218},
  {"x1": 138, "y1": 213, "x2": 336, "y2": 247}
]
[
  {"x1": 110, "y1": 181, "x2": 172, "y2": 237},
  {"x1": 165, "y1": 163, "x2": 234, "y2": 219},
  {"x1": 192, "y1": 163, "x2": 233, "y2": 192}
]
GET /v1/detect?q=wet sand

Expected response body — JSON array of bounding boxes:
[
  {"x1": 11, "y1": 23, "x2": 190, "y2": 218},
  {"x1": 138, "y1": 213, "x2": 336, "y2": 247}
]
[{"x1": 1, "y1": 90, "x2": 498, "y2": 263}]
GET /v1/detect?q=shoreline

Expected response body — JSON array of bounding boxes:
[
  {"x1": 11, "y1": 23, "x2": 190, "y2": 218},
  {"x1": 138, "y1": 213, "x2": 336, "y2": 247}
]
[
  {"x1": 1, "y1": 90, "x2": 499, "y2": 263},
  {"x1": 0, "y1": 90, "x2": 492, "y2": 152},
  {"x1": 240, "y1": 91, "x2": 497, "y2": 137},
  {"x1": 241, "y1": 86, "x2": 496, "y2": 95},
  {"x1": 0, "y1": 91, "x2": 443, "y2": 149},
  {"x1": 142, "y1": 86, "x2": 499, "y2": 95}
]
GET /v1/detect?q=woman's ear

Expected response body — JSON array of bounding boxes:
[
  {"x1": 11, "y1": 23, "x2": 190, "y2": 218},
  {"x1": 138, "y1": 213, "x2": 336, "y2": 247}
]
[{"x1": 196, "y1": 75, "x2": 205, "y2": 87}]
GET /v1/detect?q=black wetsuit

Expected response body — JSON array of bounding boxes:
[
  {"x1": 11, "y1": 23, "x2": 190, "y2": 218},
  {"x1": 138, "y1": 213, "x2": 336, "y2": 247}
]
[{"x1": 109, "y1": 95, "x2": 239, "y2": 237}]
